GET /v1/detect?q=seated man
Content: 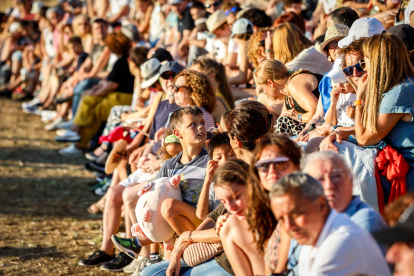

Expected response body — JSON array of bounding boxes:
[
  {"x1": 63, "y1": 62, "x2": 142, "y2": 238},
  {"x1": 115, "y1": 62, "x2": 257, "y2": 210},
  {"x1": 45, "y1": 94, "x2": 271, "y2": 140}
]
[
  {"x1": 287, "y1": 151, "x2": 388, "y2": 274},
  {"x1": 270, "y1": 172, "x2": 391, "y2": 276}
]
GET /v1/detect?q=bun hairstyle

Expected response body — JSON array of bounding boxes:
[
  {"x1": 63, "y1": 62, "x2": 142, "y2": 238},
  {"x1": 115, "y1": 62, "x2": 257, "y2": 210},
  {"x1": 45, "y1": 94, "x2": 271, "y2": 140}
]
[{"x1": 227, "y1": 101, "x2": 273, "y2": 152}]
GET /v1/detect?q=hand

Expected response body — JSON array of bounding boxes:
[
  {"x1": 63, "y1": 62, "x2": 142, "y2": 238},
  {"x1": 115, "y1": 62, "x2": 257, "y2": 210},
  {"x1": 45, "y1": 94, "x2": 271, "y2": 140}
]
[
  {"x1": 316, "y1": 123, "x2": 334, "y2": 137},
  {"x1": 265, "y1": 31, "x2": 273, "y2": 52},
  {"x1": 346, "y1": 106, "x2": 355, "y2": 119},
  {"x1": 120, "y1": 111, "x2": 132, "y2": 122},
  {"x1": 319, "y1": 131, "x2": 342, "y2": 152},
  {"x1": 155, "y1": 127, "x2": 166, "y2": 143},
  {"x1": 297, "y1": 127, "x2": 309, "y2": 141},
  {"x1": 330, "y1": 87, "x2": 343, "y2": 104},
  {"x1": 173, "y1": 233, "x2": 188, "y2": 252},
  {"x1": 280, "y1": 109, "x2": 299, "y2": 120},
  {"x1": 356, "y1": 73, "x2": 369, "y2": 99},
  {"x1": 166, "y1": 249, "x2": 183, "y2": 276},
  {"x1": 216, "y1": 213, "x2": 230, "y2": 236},
  {"x1": 128, "y1": 146, "x2": 146, "y2": 165},
  {"x1": 205, "y1": 160, "x2": 218, "y2": 184}
]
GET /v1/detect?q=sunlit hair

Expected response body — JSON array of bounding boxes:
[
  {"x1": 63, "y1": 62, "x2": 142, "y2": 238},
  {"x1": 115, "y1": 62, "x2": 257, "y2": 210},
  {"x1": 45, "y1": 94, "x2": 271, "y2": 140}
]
[
  {"x1": 247, "y1": 134, "x2": 302, "y2": 254},
  {"x1": 272, "y1": 23, "x2": 313, "y2": 64},
  {"x1": 254, "y1": 59, "x2": 289, "y2": 86},
  {"x1": 361, "y1": 33, "x2": 414, "y2": 133},
  {"x1": 273, "y1": 12, "x2": 305, "y2": 34},
  {"x1": 174, "y1": 70, "x2": 216, "y2": 113},
  {"x1": 213, "y1": 159, "x2": 249, "y2": 188},
  {"x1": 247, "y1": 27, "x2": 273, "y2": 68},
  {"x1": 72, "y1": 14, "x2": 90, "y2": 37},
  {"x1": 105, "y1": 31, "x2": 132, "y2": 56},
  {"x1": 192, "y1": 57, "x2": 235, "y2": 109}
]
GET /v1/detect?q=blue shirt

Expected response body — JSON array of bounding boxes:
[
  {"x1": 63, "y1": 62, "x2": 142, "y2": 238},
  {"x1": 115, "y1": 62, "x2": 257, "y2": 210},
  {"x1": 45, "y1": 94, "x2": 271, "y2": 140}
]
[
  {"x1": 319, "y1": 73, "x2": 332, "y2": 114},
  {"x1": 287, "y1": 196, "x2": 387, "y2": 275}
]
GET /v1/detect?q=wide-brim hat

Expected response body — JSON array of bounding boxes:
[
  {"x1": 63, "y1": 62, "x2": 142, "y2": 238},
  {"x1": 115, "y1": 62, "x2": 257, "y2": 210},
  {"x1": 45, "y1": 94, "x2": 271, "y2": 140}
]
[
  {"x1": 206, "y1": 10, "x2": 227, "y2": 34},
  {"x1": 140, "y1": 58, "x2": 161, "y2": 89},
  {"x1": 317, "y1": 24, "x2": 349, "y2": 55},
  {"x1": 105, "y1": 139, "x2": 127, "y2": 174}
]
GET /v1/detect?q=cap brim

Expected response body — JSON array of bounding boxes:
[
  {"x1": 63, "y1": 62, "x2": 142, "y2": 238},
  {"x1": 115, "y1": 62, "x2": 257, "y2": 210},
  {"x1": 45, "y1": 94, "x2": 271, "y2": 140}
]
[
  {"x1": 160, "y1": 66, "x2": 182, "y2": 75},
  {"x1": 141, "y1": 73, "x2": 161, "y2": 89},
  {"x1": 338, "y1": 36, "x2": 352, "y2": 48},
  {"x1": 373, "y1": 223, "x2": 414, "y2": 245},
  {"x1": 105, "y1": 140, "x2": 127, "y2": 174}
]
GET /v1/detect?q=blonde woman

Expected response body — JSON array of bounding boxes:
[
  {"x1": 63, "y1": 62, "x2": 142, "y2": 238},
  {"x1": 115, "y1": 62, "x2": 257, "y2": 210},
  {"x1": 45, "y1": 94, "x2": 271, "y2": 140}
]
[
  {"x1": 320, "y1": 33, "x2": 414, "y2": 190},
  {"x1": 72, "y1": 14, "x2": 93, "y2": 54},
  {"x1": 254, "y1": 59, "x2": 322, "y2": 136}
]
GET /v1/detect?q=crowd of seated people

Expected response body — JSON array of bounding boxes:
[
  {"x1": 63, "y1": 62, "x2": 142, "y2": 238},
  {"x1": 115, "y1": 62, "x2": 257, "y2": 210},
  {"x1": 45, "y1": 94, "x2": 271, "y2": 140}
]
[{"x1": 2, "y1": 0, "x2": 414, "y2": 275}]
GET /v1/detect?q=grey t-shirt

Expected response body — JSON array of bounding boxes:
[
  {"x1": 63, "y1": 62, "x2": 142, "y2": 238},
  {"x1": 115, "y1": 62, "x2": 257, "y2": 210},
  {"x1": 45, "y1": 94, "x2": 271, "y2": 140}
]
[
  {"x1": 157, "y1": 148, "x2": 209, "y2": 208},
  {"x1": 89, "y1": 43, "x2": 109, "y2": 72}
]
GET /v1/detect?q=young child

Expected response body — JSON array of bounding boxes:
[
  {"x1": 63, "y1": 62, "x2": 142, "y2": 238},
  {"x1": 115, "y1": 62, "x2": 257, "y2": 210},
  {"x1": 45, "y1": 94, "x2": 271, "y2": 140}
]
[
  {"x1": 196, "y1": 132, "x2": 237, "y2": 219},
  {"x1": 159, "y1": 134, "x2": 183, "y2": 160}
]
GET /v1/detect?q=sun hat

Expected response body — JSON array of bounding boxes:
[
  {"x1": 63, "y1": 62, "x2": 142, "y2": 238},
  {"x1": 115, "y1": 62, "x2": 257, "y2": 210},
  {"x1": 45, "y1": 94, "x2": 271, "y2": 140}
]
[
  {"x1": 338, "y1": 17, "x2": 385, "y2": 48},
  {"x1": 327, "y1": 56, "x2": 348, "y2": 84},
  {"x1": 373, "y1": 203, "x2": 414, "y2": 245},
  {"x1": 387, "y1": 24, "x2": 414, "y2": 52},
  {"x1": 316, "y1": 24, "x2": 349, "y2": 55},
  {"x1": 206, "y1": 10, "x2": 227, "y2": 33},
  {"x1": 105, "y1": 139, "x2": 127, "y2": 174},
  {"x1": 141, "y1": 58, "x2": 162, "y2": 89},
  {"x1": 230, "y1": 18, "x2": 253, "y2": 38},
  {"x1": 121, "y1": 24, "x2": 140, "y2": 42}
]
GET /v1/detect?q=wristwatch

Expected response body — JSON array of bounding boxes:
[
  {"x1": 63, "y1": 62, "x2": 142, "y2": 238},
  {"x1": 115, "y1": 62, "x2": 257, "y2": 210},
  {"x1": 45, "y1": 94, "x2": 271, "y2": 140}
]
[{"x1": 352, "y1": 99, "x2": 365, "y2": 107}]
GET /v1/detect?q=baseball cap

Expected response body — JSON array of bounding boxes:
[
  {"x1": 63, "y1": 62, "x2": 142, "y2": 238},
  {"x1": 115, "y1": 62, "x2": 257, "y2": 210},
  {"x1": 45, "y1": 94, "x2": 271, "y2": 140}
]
[
  {"x1": 338, "y1": 17, "x2": 385, "y2": 48},
  {"x1": 230, "y1": 18, "x2": 253, "y2": 38},
  {"x1": 327, "y1": 56, "x2": 348, "y2": 84},
  {"x1": 206, "y1": 10, "x2": 227, "y2": 33},
  {"x1": 374, "y1": 204, "x2": 414, "y2": 245},
  {"x1": 141, "y1": 58, "x2": 162, "y2": 89},
  {"x1": 121, "y1": 24, "x2": 140, "y2": 42},
  {"x1": 160, "y1": 61, "x2": 184, "y2": 75},
  {"x1": 169, "y1": 0, "x2": 183, "y2": 4},
  {"x1": 387, "y1": 24, "x2": 414, "y2": 52}
]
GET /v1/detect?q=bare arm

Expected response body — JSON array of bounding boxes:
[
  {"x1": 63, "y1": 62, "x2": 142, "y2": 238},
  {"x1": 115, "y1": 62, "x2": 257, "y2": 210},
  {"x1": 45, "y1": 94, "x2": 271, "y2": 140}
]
[
  {"x1": 84, "y1": 46, "x2": 111, "y2": 79},
  {"x1": 228, "y1": 41, "x2": 249, "y2": 85},
  {"x1": 138, "y1": 5, "x2": 153, "y2": 34},
  {"x1": 196, "y1": 161, "x2": 218, "y2": 220},
  {"x1": 92, "y1": 81, "x2": 119, "y2": 96},
  {"x1": 108, "y1": 5, "x2": 129, "y2": 24},
  {"x1": 288, "y1": 75, "x2": 319, "y2": 123},
  {"x1": 177, "y1": 29, "x2": 192, "y2": 57}
]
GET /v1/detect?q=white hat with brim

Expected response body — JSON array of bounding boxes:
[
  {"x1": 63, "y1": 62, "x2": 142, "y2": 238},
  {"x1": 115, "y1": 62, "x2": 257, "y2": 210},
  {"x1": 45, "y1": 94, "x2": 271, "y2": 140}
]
[
  {"x1": 206, "y1": 10, "x2": 227, "y2": 34},
  {"x1": 105, "y1": 139, "x2": 127, "y2": 174},
  {"x1": 140, "y1": 58, "x2": 162, "y2": 89},
  {"x1": 338, "y1": 17, "x2": 385, "y2": 48},
  {"x1": 231, "y1": 18, "x2": 253, "y2": 38},
  {"x1": 327, "y1": 56, "x2": 348, "y2": 84}
]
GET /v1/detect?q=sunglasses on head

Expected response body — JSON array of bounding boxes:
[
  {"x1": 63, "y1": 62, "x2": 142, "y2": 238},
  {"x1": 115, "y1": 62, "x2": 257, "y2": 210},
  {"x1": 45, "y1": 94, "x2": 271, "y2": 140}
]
[
  {"x1": 225, "y1": 6, "x2": 238, "y2": 16},
  {"x1": 205, "y1": 2, "x2": 221, "y2": 8},
  {"x1": 172, "y1": 84, "x2": 189, "y2": 92},
  {"x1": 161, "y1": 71, "x2": 177, "y2": 80},
  {"x1": 259, "y1": 40, "x2": 266, "y2": 47},
  {"x1": 255, "y1": 157, "x2": 290, "y2": 173},
  {"x1": 342, "y1": 59, "x2": 366, "y2": 77}
]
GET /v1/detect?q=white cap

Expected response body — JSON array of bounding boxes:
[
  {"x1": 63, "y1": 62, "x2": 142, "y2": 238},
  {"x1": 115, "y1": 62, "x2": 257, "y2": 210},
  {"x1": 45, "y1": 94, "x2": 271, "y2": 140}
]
[
  {"x1": 231, "y1": 18, "x2": 253, "y2": 38},
  {"x1": 327, "y1": 56, "x2": 347, "y2": 83},
  {"x1": 338, "y1": 17, "x2": 385, "y2": 48},
  {"x1": 140, "y1": 58, "x2": 162, "y2": 89}
]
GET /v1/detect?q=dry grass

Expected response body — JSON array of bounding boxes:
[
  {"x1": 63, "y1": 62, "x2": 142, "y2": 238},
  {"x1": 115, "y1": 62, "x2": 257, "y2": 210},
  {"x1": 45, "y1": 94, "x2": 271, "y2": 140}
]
[{"x1": 0, "y1": 97, "x2": 112, "y2": 275}]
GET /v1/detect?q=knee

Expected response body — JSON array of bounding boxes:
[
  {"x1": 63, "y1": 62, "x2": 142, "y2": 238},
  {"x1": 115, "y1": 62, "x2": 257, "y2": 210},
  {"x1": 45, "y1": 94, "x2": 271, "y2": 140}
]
[
  {"x1": 122, "y1": 186, "x2": 138, "y2": 210},
  {"x1": 106, "y1": 185, "x2": 124, "y2": 205},
  {"x1": 161, "y1": 198, "x2": 177, "y2": 219}
]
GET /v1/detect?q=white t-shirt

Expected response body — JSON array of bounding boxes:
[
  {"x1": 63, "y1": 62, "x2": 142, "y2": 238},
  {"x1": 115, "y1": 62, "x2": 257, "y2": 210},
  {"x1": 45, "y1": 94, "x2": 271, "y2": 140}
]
[
  {"x1": 324, "y1": 93, "x2": 356, "y2": 127},
  {"x1": 320, "y1": 0, "x2": 337, "y2": 14},
  {"x1": 212, "y1": 38, "x2": 227, "y2": 61},
  {"x1": 405, "y1": 0, "x2": 414, "y2": 25},
  {"x1": 109, "y1": 0, "x2": 129, "y2": 17},
  {"x1": 299, "y1": 210, "x2": 391, "y2": 276},
  {"x1": 196, "y1": 32, "x2": 214, "y2": 54},
  {"x1": 227, "y1": 38, "x2": 241, "y2": 63}
]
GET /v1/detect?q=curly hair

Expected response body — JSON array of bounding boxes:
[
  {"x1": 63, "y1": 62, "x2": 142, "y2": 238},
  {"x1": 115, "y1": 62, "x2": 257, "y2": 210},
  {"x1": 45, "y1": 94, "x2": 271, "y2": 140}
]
[
  {"x1": 174, "y1": 70, "x2": 216, "y2": 113},
  {"x1": 337, "y1": 37, "x2": 366, "y2": 69},
  {"x1": 248, "y1": 27, "x2": 273, "y2": 68},
  {"x1": 105, "y1": 31, "x2": 132, "y2": 56},
  {"x1": 247, "y1": 133, "x2": 302, "y2": 254}
]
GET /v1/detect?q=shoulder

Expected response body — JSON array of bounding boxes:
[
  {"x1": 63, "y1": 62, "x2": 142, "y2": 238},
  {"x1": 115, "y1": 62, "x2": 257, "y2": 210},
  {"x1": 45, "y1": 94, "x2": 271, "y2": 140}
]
[
  {"x1": 380, "y1": 78, "x2": 414, "y2": 112},
  {"x1": 350, "y1": 205, "x2": 387, "y2": 233}
]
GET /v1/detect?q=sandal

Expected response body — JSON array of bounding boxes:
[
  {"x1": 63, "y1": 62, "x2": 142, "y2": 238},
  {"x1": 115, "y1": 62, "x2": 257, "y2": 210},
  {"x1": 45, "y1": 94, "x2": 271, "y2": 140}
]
[{"x1": 87, "y1": 198, "x2": 105, "y2": 214}]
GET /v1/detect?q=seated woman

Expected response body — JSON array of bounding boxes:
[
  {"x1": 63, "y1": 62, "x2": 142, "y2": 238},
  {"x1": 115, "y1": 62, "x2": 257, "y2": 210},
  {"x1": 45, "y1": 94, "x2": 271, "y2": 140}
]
[
  {"x1": 219, "y1": 134, "x2": 302, "y2": 275},
  {"x1": 191, "y1": 57, "x2": 235, "y2": 122},
  {"x1": 57, "y1": 31, "x2": 134, "y2": 156},
  {"x1": 320, "y1": 33, "x2": 414, "y2": 194},
  {"x1": 254, "y1": 59, "x2": 322, "y2": 137}
]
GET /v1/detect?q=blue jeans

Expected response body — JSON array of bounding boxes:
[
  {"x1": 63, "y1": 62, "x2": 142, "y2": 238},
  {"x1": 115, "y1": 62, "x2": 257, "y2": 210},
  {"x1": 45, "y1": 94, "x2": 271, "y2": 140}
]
[
  {"x1": 141, "y1": 258, "x2": 232, "y2": 276},
  {"x1": 72, "y1": 78, "x2": 101, "y2": 116}
]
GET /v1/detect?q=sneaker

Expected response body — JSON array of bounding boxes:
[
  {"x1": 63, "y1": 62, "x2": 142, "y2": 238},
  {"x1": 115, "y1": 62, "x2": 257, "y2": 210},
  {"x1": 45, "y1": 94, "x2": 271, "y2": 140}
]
[
  {"x1": 100, "y1": 252, "x2": 133, "y2": 272},
  {"x1": 55, "y1": 129, "x2": 81, "y2": 142},
  {"x1": 131, "y1": 257, "x2": 150, "y2": 276},
  {"x1": 85, "y1": 151, "x2": 100, "y2": 162},
  {"x1": 146, "y1": 255, "x2": 162, "y2": 266},
  {"x1": 58, "y1": 143, "x2": 84, "y2": 157},
  {"x1": 45, "y1": 117, "x2": 64, "y2": 131},
  {"x1": 111, "y1": 235, "x2": 142, "y2": 259},
  {"x1": 78, "y1": 250, "x2": 114, "y2": 267},
  {"x1": 22, "y1": 105, "x2": 42, "y2": 115},
  {"x1": 56, "y1": 120, "x2": 74, "y2": 130},
  {"x1": 41, "y1": 110, "x2": 58, "y2": 122},
  {"x1": 123, "y1": 257, "x2": 141, "y2": 274},
  {"x1": 22, "y1": 97, "x2": 41, "y2": 109},
  {"x1": 94, "y1": 180, "x2": 111, "y2": 196}
]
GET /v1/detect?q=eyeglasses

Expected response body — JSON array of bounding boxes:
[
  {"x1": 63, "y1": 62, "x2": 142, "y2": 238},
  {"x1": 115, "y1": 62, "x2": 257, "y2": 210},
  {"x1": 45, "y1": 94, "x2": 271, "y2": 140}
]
[
  {"x1": 255, "y1": 157, "x2": 290, "y2": 173},
  {"x1": 172, "y1": 84, "x2": 189, "y2": 92},
  {"x1": 342, "y1": 59, "x2": 366, "y2": 77},
  {"x1": 225, "y1": 6, "x2": 238, "y2": 16},
  {"x1": 259, "y1": 40, "x2": 265, "y2": 47},
  {"x1": 205, "y1": 2, "x2": 221, "y2": 8},
  {"x1": 327, "y1": 41, "x2": 338, "y2": 49},
  {"x1": 161, "y1": 71, "x2": 177, "y2": 80}
]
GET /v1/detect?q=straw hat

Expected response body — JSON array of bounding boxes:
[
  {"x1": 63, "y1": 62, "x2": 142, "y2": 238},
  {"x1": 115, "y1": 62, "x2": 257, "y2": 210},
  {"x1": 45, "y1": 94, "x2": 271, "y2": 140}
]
[
  {"x1": 316, "y1": 24, "x2": 349, "y2": 55},
  {"x1": 206, "y1": 10, "x2": 227, "y2": 33}
]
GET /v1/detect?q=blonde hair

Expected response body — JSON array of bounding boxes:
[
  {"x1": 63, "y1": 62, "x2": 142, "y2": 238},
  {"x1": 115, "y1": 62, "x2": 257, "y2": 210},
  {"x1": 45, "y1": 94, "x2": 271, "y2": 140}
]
[
  {"x1": 254, "y1": 59, "x2": 289, "y2": 86},
  {"x1": 361, "y1": 33, "x2": 414, "y2": 133},
  {"x1": 272, "y1": 23, "x2": 313, "y2": 64},
  {"x1": 72, "y1": 14, "x2": 90, "y2": 37},
  {"x1": 247, "y1": 27, "x2": 273, "y2": 68}
]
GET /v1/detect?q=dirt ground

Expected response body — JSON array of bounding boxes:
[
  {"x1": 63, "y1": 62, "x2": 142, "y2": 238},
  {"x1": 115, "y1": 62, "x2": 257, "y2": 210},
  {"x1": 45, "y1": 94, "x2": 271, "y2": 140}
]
[{"x1": 0, "y1": 97, "x2": 113, "y2": 275}]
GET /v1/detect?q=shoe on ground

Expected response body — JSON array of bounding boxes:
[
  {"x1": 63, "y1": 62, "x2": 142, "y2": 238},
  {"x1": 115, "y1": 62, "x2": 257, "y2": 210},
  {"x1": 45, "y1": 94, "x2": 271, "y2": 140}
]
[
  {"x1": 55, "y1": 129, "x2": 81, "y2": 142},
  {"x1": 56, "y1": 120, "x2": 73, "y2": 130},
  {"x1": 131, "y1": 257, "x2": 150, "y2": 276},
  {"x1": 45, "y1": 117, "x2": 64, "y2": 131},
  {"x1": 100, "y1": 252, "x2": 133, "y2": 272},
  {"x1": 84, "y1": 161, "x2": 106, "y2": 174},
  {"x1": 94, "y1": 180, "x2": 111, "y2": 196},
  {"x1": 41, "y1": 110, "x2": 58, "y2": 122},
  {"x1": 78, "y1": 250, "x2": 114, "y2": 267},
  {"x1": 123, "y1": 257, "x2": 141, "y2": 274},
  {"x1": 22, "y1": 105, "x2": 42, "y2": 115},
  {"x1": 85, "y1": 151, "x2": 100, "y2": 162},
  {"x1": 58, "y1": 143, "x2": 84, "y2": 157},
  {"x1": 22, "y1": 97, "x2": 41, "y2": 109},
  {"x1": 146, "y1": 255, "x2": 162, "y2": 266},
  {"x1": 111, "y1": 235, "x2": 142, "y2": 259}
]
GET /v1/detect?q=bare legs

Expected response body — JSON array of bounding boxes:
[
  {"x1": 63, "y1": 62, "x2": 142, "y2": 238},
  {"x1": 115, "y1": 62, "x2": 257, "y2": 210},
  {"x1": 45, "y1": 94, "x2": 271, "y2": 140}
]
[{"x1": 161, "y1": 199, "x2": 200, "y2": 235}]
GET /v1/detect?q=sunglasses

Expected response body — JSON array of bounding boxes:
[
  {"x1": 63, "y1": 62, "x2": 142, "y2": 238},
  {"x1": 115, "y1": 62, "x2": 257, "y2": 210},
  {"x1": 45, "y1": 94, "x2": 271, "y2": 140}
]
[
  {"x1": 161, "y1": 71, "x2": 177, "y2": 80},
  {"x1": 225, "y1": 6, "x2": 238, "y2": 16},
  {"x1": 327, "y1": 41, "x2": 338, "y2": 49},
  {"x1": 342, "y1": 59, "x2": 366, "y2": 77},
  {"x1": 259, "y1": 40, "x2": 265, "y2": 47},
  {"x1": 205, "y1": 2, "x2": 221, "y2": 8},
  {"x1": 172, "y1": 84, "x2": 189, "y2": 92},
  {"x1": 255, "y1": 157, "x2": 290, "y2": 173}
]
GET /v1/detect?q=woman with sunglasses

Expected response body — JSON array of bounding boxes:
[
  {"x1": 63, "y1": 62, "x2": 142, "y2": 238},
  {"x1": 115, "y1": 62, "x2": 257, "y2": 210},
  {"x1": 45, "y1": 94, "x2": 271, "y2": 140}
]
[
  {"x1": 320, "y1": 33, "x2": 414, "y2": 191},
  {"x1": 218, "y1": 134, "x2": 302, "y2": 275}
]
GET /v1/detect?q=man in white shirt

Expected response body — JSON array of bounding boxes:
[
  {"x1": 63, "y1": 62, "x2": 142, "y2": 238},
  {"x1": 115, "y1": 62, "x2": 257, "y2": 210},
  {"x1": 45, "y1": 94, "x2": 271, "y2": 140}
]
[{"x1": 270, "y1": 172, "x2": 391, "y2": 276}]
